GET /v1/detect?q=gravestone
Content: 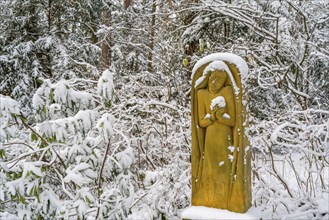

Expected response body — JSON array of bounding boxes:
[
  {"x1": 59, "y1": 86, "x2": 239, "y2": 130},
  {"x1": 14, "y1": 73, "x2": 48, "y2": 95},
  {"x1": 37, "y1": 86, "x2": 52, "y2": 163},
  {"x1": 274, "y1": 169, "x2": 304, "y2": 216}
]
[{"x1": 188, "y1": 53, "x2": 251, "y2": 216}]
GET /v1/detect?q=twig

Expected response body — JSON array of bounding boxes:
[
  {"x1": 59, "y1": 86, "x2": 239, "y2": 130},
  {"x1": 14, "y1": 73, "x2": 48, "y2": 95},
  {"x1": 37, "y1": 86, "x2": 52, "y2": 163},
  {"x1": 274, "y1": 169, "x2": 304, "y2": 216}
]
[
  {"x1": 2, "y1": 142, "x2": 34, "y2": 151},
  {"x1": 54, "y1": 168, "x2": 74, "y2": 200},
  {"x1": 96, "y1": 140, "x2": 111, "y2": 220},
  {"x1": 130, "y1": 192, "x2": 148, "y2": 209},
  {"x1": 263, "y1": 138, "x2": 293, "y2": 198},
  {"x1": 6, "y1": 146, "x2": 50, "y2": 168},
  {"x1": 139, "y1": 139, "x2": 156, "y2": 170}
]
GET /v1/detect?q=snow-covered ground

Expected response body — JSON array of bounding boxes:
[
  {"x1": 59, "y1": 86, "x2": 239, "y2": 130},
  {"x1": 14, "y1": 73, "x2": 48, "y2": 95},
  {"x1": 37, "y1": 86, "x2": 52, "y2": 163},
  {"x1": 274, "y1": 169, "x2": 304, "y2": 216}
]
[{"x1": 181, "y1": 206, "x2": 262, "y2": 219}]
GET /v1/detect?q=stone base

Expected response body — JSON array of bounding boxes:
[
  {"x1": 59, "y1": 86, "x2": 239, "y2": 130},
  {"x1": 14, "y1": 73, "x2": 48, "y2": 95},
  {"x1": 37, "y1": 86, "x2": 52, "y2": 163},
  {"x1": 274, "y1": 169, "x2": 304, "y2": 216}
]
[{"x1": 181, "y1": 206, "x2": 261, "y2": 220}]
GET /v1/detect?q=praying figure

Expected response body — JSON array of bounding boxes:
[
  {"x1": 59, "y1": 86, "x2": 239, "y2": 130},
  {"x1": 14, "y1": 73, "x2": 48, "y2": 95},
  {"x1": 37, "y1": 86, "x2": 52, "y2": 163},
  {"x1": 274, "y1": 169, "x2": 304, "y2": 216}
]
[{"x1": 191, "y1": 59, "x2": 251, "y2": 213}]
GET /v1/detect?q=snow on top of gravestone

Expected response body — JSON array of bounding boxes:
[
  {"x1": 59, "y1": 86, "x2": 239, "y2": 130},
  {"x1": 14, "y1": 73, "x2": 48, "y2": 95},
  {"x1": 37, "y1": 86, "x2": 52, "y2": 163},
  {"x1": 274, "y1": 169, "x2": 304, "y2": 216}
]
[
  {"x1": 203, "y1": 60, "x2": 229, "y2": 73},
  {"x1": 192, "y1": 53, "x2": 248, "y2": 79}
]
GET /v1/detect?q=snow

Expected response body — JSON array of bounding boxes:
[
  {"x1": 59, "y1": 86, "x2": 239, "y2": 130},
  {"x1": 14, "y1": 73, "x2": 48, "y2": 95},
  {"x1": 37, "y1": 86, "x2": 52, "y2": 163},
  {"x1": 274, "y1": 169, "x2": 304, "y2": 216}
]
[
  {"x1": 51, "y1": 119, "x2": 68, "y2": 142},
  {"x1": 194, "y1": 75, "x2": 206, "y2": 88},
  {"x1": 18, "y1": 210, "x2": 31, "y2": 220},
  {"x1": 222, "y1": 113, "x2": 230, "y2": 119},
  {"x1": 203, "y1": 60, "x2": 230, "y2": 74},
  {"x1": 32, "y1": 79, "x2": 95, "y2": 120},
  {"x1": 78, "y1": 187, "x2": 96, "y2": 203},
  {"x1": 53, "y1": 80, "x2": 69, "y2": 104},
  {"x1": 228, "y1": 146, "x2": 235, "y2": 153},
  {"x1": 144, "y1": 171, "x2": 159, "y2": 186},
  {"x1": 35, "y1": 109, "x2": 101, "y2": 142},
  {"x1": 73, "y1": 91, "x2": 95, "y2": 109},
  {"x1": 192, "y1": 53, "x2": 249, "y2": 79},
  {"x1": 0, "y1": 95, "x2": 20, "y2": 116},
  {"x1": 0, "y1": 95, "x2": 21, "y2": 141},
  {"x1": 49, "y1": 104, "x2": 61, "y2": 119},
  {"x1": 75, "y1": 110, "x2": 99, "y2": 134},
  {"x1": 181, "y1": 206, "x2": 262, "y2": 219},
  {"x1": 96, "y1": 113, "x2": 116, "y2": 140},
  {"x1": 64, "y1": 168, "x2": 92, "y2": 187},
  {"x1": 115, "y1": 147, "x2": 134, "y2": 170},
  {"x1": 0, "y1": 55, "x2": 9, "y2": 62},
  {"x1": 98, "y1": 69, "x2": 114, "y2": 102},
  {"x1": 0, "y1": 212, "x2": 20, "y2": 220},
  {"x1": 210, "y1": 96, "x2": 226, "y2": 110},
  {"x1": 71, "y1": 163, "x2": 90, "y2": 172},
  {"x1": 74, "y1": 199, "x2": 88, "y2": 218},
  {"x1": 22, "y1": 162, "x2": 42, "y2": 178},
  {"x1": 143, "y1": 100, "x2": 177, "y2": 111},
  {"x1": 32, "y1": 79, "x2": 51, "y2": 110}
]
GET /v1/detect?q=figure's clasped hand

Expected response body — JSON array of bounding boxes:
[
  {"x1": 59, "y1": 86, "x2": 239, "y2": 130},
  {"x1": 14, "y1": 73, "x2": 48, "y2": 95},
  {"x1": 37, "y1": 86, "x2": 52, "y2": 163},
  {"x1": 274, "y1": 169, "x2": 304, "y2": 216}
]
[
  {"x1": 210, "y1": 107, "x2": 217, "y2": 121},
  {"x1": 215, "y1": 107, "x2": 226, "y2": 120}
]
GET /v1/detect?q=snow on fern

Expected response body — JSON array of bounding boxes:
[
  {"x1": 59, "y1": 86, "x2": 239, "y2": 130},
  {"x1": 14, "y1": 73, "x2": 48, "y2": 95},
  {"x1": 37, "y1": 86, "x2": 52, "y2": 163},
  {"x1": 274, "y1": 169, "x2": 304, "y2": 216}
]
[
  {"x1": 32, "y1": 79, "x2": 52, "y2": 112},
  {"x1": 98, "y1": 69, "x2": 114, "y2": 105},
  {"x1": 64, "y1": 163, "x2": 94, "y2": 186},
  {"x1": 96, "y1": 113, "x2": 115, "y2": 140},
  {"x1": 48, "y1": 104, "x2": 61, "y2": 119},
  {"x1": 0, "y1": 95, "x2": 21, "y2": 141},
  {"x1": 0, "y1": 95, "x2": 20, "y2": 117},
  {"x1": 74, "y1": 110, "x2": 100, "y2": 136},
  {"x1": 115, "y1": 147, "x2": 134, "y2": 171},
  {"x1": 35, "y1": 110, "x2": 100, "y2": 142},
  {"x1": 32, "y1": 79, "x2": 96, "y2": 121},
  {"x1": 52, "y1": 80, "x2": 95, "y2": 113}
]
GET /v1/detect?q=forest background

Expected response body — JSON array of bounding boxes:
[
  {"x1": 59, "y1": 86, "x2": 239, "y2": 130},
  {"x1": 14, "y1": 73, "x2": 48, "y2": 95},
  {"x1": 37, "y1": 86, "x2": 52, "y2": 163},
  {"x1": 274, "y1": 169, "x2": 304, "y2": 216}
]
[{"x1": 0, "y1": 0, "x2": 328, "y2": 219}]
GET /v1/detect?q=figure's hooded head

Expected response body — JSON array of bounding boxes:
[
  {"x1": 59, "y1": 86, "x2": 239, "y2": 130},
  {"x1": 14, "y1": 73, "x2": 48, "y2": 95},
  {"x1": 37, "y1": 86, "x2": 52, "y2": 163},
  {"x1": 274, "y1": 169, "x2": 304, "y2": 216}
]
[{"x1": 194, "y1": 60, "x2": 239, "y2": 96}]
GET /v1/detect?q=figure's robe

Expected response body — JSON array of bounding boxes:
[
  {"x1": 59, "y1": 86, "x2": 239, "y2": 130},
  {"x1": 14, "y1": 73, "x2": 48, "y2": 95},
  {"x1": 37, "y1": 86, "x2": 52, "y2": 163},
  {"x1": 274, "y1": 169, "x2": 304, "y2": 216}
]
[{"x1": 191, "y1": 60, "x2": 251, "y2": 213}]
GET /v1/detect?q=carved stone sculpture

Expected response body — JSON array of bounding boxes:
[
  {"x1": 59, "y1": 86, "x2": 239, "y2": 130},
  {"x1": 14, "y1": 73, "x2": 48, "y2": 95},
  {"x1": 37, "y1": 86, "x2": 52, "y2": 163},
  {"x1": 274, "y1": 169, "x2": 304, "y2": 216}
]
[{"x1": 191, "y1": 54, "x2": 251, "y2": 213}]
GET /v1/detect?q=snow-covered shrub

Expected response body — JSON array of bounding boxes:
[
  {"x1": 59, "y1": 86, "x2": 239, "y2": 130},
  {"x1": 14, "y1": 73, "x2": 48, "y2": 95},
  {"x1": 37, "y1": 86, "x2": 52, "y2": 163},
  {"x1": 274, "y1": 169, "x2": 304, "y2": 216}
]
[
  {"x1": 251, "y1": 108, "x2": 329, "y2": 219},
  {"x1": 32, "y1": 79, "x2": 95, "y2": 122},
  {"x1": 0, "y1": 69, "x2": 135, "y2": 219},
  {"x1": 107, "y1": 70, "x2": 191, "y2": 219}
]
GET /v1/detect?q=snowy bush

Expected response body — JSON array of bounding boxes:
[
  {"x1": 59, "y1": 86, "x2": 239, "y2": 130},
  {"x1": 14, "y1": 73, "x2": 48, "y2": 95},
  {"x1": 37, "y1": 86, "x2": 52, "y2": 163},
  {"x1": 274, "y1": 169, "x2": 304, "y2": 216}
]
[
  {"x1": 0, "y1": 69, "x2": 135, "y2": 219},
  {"x1": 251, "y1": 108, "x2": 329, "y2": 219}
]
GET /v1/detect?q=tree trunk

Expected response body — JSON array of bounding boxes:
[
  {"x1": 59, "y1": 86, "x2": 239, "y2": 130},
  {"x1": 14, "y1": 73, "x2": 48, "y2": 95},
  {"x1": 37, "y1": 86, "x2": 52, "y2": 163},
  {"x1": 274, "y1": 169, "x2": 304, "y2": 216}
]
[
  {"x1": 147, "y1": 0, "x2": 156, "y2": 73},
  {"x1": 101, "y1": 11, "x2": 111, "y2": 70}
]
